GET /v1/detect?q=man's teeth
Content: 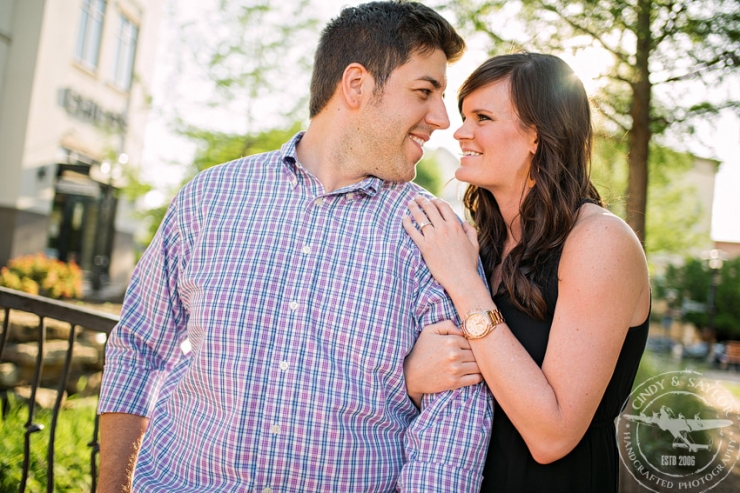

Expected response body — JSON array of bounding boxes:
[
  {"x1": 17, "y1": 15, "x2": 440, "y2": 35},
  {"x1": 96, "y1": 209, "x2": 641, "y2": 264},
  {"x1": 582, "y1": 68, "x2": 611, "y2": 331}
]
[
  {"x1": 462, "y1": 151, "x2": 481, "y2": 156},
  {"x1": 409, "y1": 135, "x2": 425, "y2": 146}
]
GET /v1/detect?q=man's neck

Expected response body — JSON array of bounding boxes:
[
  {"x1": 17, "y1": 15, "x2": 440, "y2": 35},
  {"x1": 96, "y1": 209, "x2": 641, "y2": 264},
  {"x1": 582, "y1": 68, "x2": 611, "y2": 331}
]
[{"x1": 296, "y1": 117, "x2": 369, "y2": 193}]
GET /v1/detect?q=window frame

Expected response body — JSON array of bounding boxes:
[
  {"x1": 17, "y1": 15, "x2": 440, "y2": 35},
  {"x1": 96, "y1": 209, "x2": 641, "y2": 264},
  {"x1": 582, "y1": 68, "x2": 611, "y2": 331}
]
[
  {"x1": 74, "y1": 0, "x2": 107, "y2": 70},
  {"x1": 111, "y1": 13, "x2": 139, "y2": 90}
]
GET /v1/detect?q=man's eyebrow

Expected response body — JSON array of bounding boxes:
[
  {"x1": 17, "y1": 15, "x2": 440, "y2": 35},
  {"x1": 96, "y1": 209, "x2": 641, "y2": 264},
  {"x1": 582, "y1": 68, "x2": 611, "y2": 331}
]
[{"x1": 418, "y1": 75, "x2": 442, "y2": 89}]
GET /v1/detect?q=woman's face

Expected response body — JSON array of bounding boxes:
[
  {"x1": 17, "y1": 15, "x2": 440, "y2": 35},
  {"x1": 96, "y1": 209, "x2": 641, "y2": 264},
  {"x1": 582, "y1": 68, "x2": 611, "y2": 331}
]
[{"x1": 453, "y1": 79, "x2": 538, "y2": 194}]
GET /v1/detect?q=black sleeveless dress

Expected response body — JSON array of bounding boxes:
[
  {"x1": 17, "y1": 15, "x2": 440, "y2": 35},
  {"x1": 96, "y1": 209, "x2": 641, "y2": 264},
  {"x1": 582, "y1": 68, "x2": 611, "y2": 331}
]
[{"x1": 480, "y1": 249, "x2": 649, "y2": 493}]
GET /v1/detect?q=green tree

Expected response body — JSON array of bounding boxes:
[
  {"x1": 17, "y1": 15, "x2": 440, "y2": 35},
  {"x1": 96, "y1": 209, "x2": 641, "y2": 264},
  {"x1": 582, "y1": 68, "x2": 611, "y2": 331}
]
[
  {"x1": 125, "y1": 0, "x2": 323, "y2": 246},
  {"x1": 414, "y1": 154, "x2": 445, "y2": 196},
  {"x1": 591, "y1": 136, "x2": 709, "y2": 255},
  {"x1": 658, "y1": 256, "x2": 740, "y2": 339},
  {"x1": 136, "y1": 124, "x2": 303, "y2": 244},
  {"x1": 440, "y1": 0, "x2": 740, "y2": 245},
  {"x1": 182, "y1": 0, "x2": 320, "y2": 129}
]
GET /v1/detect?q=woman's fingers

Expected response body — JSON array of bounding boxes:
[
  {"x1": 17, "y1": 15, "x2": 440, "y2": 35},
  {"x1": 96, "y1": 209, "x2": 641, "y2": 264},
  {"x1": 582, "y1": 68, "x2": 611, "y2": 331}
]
[
  {"x1": 462, "y1": 221, "x2": 480, "y2": 251},
  {"x1": 432, "y1": 198, "x2": 459, "y2": 223},
  {"x1": 403, "y1": 214, "x2": 436, "y2": 256},
  {"x1": 406, "y1": 199, "x2": 434, "y2": 232},
  {"x1": 413, "y1": 196, "x2": 445, "y2": 226}
]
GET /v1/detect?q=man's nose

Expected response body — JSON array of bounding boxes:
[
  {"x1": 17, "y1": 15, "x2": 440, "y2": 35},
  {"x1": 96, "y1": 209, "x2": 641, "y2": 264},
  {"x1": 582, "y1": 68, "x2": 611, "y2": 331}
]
[{"x1": 427, "y1": 96, "x2": 450, "y2": 130}]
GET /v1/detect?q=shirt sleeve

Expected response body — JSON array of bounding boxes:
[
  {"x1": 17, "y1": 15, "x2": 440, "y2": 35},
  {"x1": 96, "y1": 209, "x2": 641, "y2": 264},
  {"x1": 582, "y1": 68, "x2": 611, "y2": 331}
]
[
  {"x1": 98, "y1": 190, "x2": 190, "y2": 417},
  {"x1": 397, "y1": 268, "x2": 494, "y2": 492}
]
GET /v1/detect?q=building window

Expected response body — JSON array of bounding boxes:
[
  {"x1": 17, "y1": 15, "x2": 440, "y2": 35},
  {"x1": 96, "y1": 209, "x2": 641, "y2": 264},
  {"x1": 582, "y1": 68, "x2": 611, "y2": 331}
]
[
  {"x1": 112, "y1": 15, "x2": 138, "y2": 90},
  {"x1": 74, "y1": 0, "x2": 107, "y2": 70}
]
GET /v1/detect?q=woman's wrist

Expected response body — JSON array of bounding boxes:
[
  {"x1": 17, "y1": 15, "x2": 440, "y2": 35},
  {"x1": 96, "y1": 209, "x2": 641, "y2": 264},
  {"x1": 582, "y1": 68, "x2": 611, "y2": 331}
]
[
  {"x1": 446, "y1": 277, "x2": 493, "y2": 313},
  {"x1": 454, "y1": 296, "x2": 500, "y2": 328}
]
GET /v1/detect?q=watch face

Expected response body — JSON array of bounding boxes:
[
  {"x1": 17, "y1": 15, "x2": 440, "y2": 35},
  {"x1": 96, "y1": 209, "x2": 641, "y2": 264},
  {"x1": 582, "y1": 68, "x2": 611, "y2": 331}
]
[{"x1": 465, "y1": 313, "x2": 489, "y2": 337}]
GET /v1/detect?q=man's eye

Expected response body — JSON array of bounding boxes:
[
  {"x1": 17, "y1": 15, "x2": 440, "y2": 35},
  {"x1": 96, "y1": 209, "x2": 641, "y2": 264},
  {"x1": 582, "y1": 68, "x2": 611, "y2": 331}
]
[{"x1": 418, "y1": 89, "x2": 432, "y2": 98}]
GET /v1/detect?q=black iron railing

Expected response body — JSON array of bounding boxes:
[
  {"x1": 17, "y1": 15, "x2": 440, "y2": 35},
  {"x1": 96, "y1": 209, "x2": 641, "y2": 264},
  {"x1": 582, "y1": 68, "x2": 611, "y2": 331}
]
[{"x1": 0, "y1": 286, "x2": 119, "y2": 493}]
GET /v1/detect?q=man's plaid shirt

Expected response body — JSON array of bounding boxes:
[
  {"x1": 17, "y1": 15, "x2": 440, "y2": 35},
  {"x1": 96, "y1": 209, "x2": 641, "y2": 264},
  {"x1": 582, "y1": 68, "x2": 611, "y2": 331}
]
[{"x1": 99, "y1": 132, "x2": 492, "y2": 492}]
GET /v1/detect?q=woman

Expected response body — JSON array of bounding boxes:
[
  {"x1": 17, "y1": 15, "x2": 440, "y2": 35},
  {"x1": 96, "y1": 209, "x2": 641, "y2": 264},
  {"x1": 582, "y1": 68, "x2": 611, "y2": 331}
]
[{"x1": 402, "y1": 53, "x2": 650, "y2": 492}]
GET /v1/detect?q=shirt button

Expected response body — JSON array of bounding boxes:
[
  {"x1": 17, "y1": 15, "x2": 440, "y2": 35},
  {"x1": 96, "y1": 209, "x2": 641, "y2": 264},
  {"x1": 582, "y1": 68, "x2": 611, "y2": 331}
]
[
  {"x1": 346, "y1": 193, "x2": 355, "y2": 200},
  {"x1": 262, "y1": 488, "x2": 273, "y2": 493},
  {"x1": 270, "y1": 424, "x2": 280, "y2": 434},
  {"x1": 315, "y1": 197, "x2": 324, "y2": 206},
  {"x1": 289, "y1": 301, "x2": 298, "y2": 310},
  {"x1": 279, "y1": 361, "x2": 289, "y2": 371},
  {"x1": 301, "y1": 245, "x2": 311, "y2": 254}
]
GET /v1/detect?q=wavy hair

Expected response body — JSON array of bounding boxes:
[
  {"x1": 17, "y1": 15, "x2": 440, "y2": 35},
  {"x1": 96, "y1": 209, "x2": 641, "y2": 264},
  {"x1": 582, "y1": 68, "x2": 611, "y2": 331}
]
[{"x1": 459, "y1": 53, "x2": 602, "y2": 319}]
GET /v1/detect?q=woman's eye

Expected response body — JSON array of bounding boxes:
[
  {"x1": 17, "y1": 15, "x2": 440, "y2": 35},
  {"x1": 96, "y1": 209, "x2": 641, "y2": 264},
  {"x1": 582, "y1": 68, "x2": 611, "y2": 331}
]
[{"x1": 477, "y1": 114, "x2": 490, "y2": 122}]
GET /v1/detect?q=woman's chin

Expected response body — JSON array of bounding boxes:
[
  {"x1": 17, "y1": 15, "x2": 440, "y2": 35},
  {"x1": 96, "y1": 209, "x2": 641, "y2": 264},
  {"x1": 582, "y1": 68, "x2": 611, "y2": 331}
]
[{"x1": 454, "y1": 168, "x2": 477, "y2": 185}]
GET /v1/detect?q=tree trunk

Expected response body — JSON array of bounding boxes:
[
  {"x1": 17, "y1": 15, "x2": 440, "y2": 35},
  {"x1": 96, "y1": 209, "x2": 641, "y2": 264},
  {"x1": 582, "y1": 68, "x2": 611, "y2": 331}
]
[{"x1": 626, "y1": 0, "x2": 653, "y2": 247}]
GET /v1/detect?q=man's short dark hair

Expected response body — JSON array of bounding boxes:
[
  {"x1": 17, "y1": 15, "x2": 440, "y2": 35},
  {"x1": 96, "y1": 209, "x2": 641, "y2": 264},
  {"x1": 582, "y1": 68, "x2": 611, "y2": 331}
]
[{"x1": 309, "y1": 0, "x2": 465, "y2": 118}]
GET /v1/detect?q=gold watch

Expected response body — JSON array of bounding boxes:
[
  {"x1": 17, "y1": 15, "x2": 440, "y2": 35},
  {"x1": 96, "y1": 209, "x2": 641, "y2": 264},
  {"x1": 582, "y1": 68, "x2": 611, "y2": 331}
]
[{"x1": 461, "y1": 308, "x2": 505, "y2": 339}]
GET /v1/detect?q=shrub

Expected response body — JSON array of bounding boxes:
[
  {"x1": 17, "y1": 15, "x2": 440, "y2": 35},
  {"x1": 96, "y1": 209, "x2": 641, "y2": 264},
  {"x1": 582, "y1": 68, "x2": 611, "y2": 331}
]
[
  {"x1": 0, "y1": 393, "x2": 97, "y2": 492},
  {"x1": 0, "y1": 254, "x2": 83, "y2": 299}
]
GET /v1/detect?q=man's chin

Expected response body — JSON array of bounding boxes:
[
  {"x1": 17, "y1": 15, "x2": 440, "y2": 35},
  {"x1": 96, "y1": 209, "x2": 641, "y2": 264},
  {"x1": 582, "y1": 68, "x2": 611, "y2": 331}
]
[{"x1": 374, "y1": 165, "x2": 416, "y2": 184}]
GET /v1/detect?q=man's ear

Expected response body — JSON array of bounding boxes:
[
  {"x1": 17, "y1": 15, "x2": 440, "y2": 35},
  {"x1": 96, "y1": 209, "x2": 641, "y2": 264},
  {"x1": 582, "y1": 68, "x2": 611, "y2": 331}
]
[{"x1": 341, "y1": 63, "x2": 373, "y2": 109}]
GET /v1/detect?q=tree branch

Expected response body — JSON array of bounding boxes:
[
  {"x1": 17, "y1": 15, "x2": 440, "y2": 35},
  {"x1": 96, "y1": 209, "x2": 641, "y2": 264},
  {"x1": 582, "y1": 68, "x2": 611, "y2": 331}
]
[
  {"x1": 654, "y1": 53, "x2": 738, "y2": 84},
  {"x1": 652, "y1": 2, "x2": 688, "y2": 46},
  {"x1": 536, "y1": 1, "x2": 630, "y2": 64},
  {"x1": 592, "y1": 99, "x2": 630, "y2": 133}
]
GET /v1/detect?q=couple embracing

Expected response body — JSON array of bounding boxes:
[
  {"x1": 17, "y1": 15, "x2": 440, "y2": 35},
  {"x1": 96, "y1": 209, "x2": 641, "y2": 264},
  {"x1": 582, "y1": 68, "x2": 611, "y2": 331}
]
[{"x1": 98, "y1": 2, "x2": 650, "y2": 492}]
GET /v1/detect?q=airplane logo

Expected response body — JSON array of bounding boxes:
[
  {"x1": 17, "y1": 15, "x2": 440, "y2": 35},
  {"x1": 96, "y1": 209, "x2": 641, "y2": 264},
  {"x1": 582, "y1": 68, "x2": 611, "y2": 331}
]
[{"x1": 623, "y1": 406, "x2": 733, "y2": 453}]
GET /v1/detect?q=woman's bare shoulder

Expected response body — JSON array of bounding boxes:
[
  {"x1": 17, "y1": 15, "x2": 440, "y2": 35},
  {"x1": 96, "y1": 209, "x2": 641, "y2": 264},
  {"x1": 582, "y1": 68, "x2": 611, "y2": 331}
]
[
  {"x1": 558, "y1": 204, "x2": 650, "y2": 325},
  {"x1": 569, "y1": 203, "x2": 642, "y2": 249},
  {"x1": 561, "y1": 203, "x2": 647, "y2": 283}
]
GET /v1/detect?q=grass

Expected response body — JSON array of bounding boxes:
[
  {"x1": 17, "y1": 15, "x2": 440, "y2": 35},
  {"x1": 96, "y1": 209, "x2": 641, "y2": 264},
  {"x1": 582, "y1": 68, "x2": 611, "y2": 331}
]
[
  {"x1": 636, "y1": 350, "x2": 740, "y2": 403},
  {"x1": 0, "y1": 392, "x2": 98, "y2": 493}
]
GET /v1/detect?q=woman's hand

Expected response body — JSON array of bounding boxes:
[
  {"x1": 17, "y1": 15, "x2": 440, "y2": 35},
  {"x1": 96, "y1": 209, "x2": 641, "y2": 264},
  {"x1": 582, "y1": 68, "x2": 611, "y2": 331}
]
[
  {"x1": 404, "y1": 321, "x2": 483, "y2": 408},
  {"x1": 402, "y1": 196, "x2": 481, "y2": 296}
]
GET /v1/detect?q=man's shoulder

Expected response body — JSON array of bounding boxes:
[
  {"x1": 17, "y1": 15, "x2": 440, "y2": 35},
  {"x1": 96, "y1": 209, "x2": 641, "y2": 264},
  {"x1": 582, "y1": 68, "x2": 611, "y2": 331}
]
[
  {"x1": 368, "y1": 181, "x2": 439, "y2": 257},
  {"x1": 193, "y1": 148, "x2": 283, "y2": 184},
  {"x1": 378, "y1": 180, "x2": 435, "y2": 209}
]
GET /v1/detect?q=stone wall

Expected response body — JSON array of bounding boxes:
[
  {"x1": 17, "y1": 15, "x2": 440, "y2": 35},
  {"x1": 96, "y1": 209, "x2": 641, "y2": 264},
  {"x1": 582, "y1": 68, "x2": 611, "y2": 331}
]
[{"x1": 0, "y1": 309, "x2": 107, "y2": 405}]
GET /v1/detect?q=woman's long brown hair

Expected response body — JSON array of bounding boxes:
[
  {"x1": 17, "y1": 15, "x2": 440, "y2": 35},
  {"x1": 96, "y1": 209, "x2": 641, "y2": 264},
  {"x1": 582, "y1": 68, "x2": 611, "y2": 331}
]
[{"x1": 459, "y1": 53, "x2": 602, "y2": 320}]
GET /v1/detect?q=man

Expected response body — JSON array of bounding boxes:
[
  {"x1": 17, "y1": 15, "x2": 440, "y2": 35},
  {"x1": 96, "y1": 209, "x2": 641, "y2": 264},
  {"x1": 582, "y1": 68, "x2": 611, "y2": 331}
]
[{"x1": 98, "y1": 2, "x2": 492, "y2": 491}]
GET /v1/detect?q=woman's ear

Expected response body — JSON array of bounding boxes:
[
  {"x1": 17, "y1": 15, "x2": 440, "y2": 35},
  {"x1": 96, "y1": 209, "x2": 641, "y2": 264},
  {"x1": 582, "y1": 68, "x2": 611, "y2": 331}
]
[
  {"x1": 529, "y1": 130, "x2": 539, "y2": 155},
  {"x1": 341, "y1": 63, "x2": 372, "y2": 109}
]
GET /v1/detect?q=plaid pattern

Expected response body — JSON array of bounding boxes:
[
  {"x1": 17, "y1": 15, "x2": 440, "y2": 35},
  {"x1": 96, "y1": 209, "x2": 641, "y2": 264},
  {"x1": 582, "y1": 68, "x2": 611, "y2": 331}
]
[{"x1": 99, "y1": 132, "x2": 492, "y2": 492}]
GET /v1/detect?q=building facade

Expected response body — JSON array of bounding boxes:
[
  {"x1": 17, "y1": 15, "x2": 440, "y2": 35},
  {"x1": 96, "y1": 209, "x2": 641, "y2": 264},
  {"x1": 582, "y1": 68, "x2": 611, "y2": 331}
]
[{"x1": 0, "y1": 0, "x2": 163, "y2": 293}]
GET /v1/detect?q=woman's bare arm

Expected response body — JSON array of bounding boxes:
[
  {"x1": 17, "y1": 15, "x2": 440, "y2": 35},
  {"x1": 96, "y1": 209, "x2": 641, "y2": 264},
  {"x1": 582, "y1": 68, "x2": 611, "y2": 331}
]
[{"x1": 404, "y1": 199, "x2": 650, "y2": 463}]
